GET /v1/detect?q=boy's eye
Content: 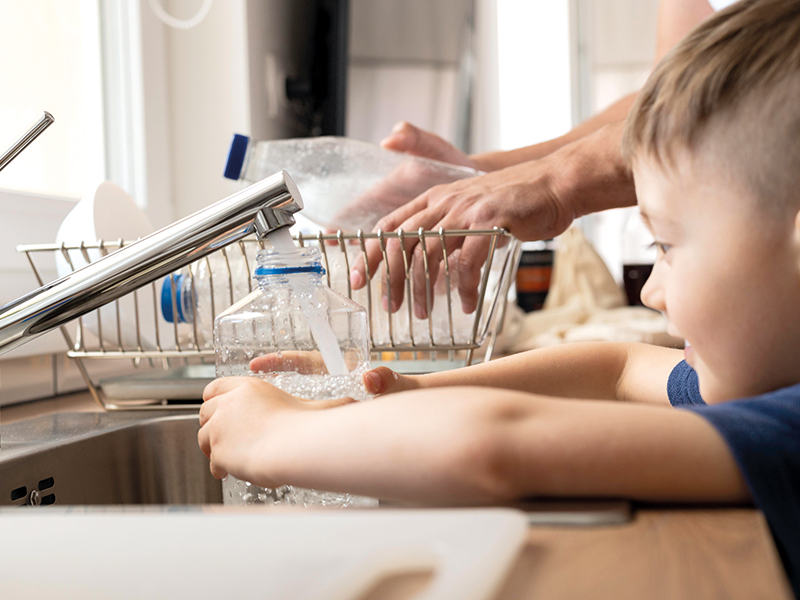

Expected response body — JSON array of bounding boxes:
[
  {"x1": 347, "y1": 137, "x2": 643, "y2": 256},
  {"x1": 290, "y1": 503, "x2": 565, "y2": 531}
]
[{"x1": 648, "y1": 241, "x2": 671, "y2": 256}]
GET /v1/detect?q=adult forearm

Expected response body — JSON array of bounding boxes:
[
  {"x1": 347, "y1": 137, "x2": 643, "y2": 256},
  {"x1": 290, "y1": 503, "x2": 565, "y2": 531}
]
[{"x1": 470, "y1": 93, "x2": 637, "y2": 172}]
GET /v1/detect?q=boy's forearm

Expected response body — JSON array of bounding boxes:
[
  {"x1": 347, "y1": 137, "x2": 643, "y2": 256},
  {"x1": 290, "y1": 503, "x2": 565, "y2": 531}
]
[
  {"x1": 263, "y1": 386, "x2": 748, "y2": 505},
  {"x1": 265, "y1": 388, "x2": 521, "y2": 504},
  {"x1": 415, "y1": 342, "x2": 674, "y2": 403}
]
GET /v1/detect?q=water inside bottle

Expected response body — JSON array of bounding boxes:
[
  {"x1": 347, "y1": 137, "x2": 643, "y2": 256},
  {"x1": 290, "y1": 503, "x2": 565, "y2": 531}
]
[
  {"x1": 222, "y1": 227, "x2": 375, "y2": 507},
  {"x1": 265, "y1": 228, "x2": 348, "y2": 375}
]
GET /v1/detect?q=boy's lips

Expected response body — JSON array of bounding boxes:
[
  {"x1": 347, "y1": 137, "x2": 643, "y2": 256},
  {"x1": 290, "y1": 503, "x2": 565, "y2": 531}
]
[{"x1": 684, "y1": 342, "x2": 693, "y2": 363}]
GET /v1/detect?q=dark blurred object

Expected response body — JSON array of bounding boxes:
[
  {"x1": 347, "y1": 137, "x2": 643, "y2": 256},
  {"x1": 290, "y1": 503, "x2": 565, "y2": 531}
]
[
  {"x1": 623, "y1": 263, "x2": 653, "y2": 307},
  {"x1": 621, "y1": 210, "x2": 656, "y2": 307},
  {"x1": 516, "y1": 243, "x2": 554, "y2": 312},
  {"x1": 285, "y1": 0, "x2": 349, "y2": 136}
]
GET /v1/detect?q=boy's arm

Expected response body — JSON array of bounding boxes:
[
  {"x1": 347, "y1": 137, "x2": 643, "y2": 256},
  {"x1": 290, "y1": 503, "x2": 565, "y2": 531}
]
[
  {"x1": 198, "y1": 378, "x2": 749, "y2": 505},
  {"x1": 368, "y1": 342, "x2": 684, "y2": 405}
]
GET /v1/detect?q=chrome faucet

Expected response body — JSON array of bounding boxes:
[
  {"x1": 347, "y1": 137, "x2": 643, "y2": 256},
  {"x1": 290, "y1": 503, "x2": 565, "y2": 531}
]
[{"x1": 0, "y1": 171, "x2": 304, "y2": 355}]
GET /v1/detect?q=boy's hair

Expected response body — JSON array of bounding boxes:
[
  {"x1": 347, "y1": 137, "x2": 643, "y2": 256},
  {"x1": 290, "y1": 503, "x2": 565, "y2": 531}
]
[{"x1": 623, "y1": 0, "x2": 800, "y2": 211}]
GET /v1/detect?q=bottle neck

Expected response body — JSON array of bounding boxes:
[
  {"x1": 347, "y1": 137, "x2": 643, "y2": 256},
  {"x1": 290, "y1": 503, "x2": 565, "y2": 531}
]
[{"x1": 256, "y1": 271, "x2": 323, "y2": 288}]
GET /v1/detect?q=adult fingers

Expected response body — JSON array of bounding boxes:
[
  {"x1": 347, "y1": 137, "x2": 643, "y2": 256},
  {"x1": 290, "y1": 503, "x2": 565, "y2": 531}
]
[
  {"x1": 381, "y1": 122, "x2": 476, "y2": 168},
  {"x1": 349, "y1": 194, "x2": 432, "y2": 291},
  {"x1": 455, "y1": 234, "x2": 494, "y2": 315},
  {"x1": 410, "y1": 223, "x2": 467, "y2": 319}
]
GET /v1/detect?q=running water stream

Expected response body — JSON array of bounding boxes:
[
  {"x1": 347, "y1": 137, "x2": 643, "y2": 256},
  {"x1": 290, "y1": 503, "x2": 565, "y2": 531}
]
[{"x1": 266, "y1": 228, "x2": 348, "y2": 376}]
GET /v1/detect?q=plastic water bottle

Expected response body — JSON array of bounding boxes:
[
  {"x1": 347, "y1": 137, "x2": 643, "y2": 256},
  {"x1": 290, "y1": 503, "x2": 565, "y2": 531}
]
[
  {"x1": 215, "y1": 243, "x2": 377, "y2": 507},
  {"x1": 223, "y1": 134, "x2": 481, "y2": 232},
  {"x1": 160, "y1": 249, "x2": 254, "y2": 348}
]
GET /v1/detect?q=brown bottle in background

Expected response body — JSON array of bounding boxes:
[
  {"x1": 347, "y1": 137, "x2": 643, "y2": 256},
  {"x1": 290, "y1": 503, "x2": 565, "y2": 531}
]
[
  {"x1": 621, "y1": 211, "x2": 656, "y2": 307},
  {"x1": 516, "y1": 241, "x2": 554, "y2": 312}
]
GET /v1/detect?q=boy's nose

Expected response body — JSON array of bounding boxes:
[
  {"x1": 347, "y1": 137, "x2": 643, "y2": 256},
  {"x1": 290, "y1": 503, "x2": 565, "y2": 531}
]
[{"x1": 639, "y1": 263, "x2": 665, "y2": 312}]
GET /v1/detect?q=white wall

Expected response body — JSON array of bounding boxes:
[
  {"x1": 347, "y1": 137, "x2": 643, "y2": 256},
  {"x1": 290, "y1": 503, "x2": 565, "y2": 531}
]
[
  {"x1": 161, "y1": 0, "x2": 251, "y2": 219},
  {"x1": 346, "y1": 0, "x2": 471, "y2": 148},
  {"x1": 575, "y1": 0, "x2": 660, "y2": 282},
  {"x1": 587, "y1": 0, "x2": 658, "y2": 114}
]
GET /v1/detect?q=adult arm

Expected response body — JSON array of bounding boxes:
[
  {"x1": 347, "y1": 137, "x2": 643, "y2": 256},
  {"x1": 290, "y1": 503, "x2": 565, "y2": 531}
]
[
  {"x1": 352, "y1": 0, "x2": 717, "y2": 318},
  {"x1": 352, "y1": 120, "x2": 636, "y2": 317}
]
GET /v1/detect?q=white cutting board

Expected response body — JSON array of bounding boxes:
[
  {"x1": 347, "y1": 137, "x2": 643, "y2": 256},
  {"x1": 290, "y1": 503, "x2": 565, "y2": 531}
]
[{"x1": 0, "y1": 508, "x2": 527, "y2": 600}]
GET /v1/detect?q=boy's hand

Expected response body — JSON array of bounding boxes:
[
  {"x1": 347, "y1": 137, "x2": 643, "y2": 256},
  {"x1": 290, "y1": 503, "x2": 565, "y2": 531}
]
[
  {"x1": 198, "y1": 377, "x2": 356, "y2": 483},
  {"x1": 362, "y1": 366, "x2": 422, "y2": 396}
]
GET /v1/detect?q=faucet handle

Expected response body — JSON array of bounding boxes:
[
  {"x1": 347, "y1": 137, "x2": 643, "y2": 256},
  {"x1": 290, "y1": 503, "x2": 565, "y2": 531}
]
[{"x1": 0, "y1": 111, "x2": 54, "y2": 172}]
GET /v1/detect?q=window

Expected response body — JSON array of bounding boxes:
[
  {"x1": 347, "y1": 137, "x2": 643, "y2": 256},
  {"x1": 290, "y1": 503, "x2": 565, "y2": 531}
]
[
  {"x1": 496, "y1": 0, "x2": 573, "y2": 149},
  {"x1": 0, "y1": 0, "x2": 105, "y2": 199}
]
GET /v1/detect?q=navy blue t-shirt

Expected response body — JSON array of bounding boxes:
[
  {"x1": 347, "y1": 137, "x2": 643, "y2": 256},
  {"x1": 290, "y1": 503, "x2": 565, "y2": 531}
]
[{"x1": 668, "y1": 360, "x2": 800, "y2": 597}]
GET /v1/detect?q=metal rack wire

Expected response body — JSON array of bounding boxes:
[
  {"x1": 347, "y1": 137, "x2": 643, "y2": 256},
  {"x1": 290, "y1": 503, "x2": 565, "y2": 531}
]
[{"x1": 18, "y1": 228, "x2": 520, "y2": 410}]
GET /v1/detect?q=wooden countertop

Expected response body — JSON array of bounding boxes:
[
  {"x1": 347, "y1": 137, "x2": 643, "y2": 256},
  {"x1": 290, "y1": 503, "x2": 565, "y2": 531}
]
[{"x1": 2, "y1": 394, "x2": 793, "y2": 600}]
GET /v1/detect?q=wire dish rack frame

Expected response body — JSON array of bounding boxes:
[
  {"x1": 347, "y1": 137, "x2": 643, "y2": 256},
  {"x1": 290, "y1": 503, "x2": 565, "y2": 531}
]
[{"x1": 18, "y1": 228, "x2": 520, "y2": 410}]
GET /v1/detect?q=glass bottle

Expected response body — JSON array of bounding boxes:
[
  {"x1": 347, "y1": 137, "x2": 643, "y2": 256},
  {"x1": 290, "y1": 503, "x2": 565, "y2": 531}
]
[{"x1": 214, "y1": 245, "x2": 377, "y2": 507}]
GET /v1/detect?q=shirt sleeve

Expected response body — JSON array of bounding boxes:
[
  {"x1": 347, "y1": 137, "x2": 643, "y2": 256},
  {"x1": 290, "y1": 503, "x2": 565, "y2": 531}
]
[{"x1": 680, "y1": 390, "x2": 800, "y2": 597}]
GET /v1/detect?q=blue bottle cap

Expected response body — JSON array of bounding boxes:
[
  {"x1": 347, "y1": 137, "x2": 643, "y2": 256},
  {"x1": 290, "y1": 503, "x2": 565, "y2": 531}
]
[
  {"x1": 160, "y1": 274, "x2": 189, "y2": 323},
  {"x1": 224, "y1": 133, "x2": 250, "y2": 180}
]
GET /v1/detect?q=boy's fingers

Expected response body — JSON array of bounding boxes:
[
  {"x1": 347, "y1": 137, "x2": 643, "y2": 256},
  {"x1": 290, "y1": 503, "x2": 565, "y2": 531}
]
[
  {"x1": 209, "y1": 461, "x2": 228, "y2": 480},
  {"x1": 250, "y1": 351, "x2": 326, "y2": 375},
  {"x1": 197, "y1": 424, "x2": 211, "y2": 458},
  {"x1": 203, "y1": 377, "x2": 243, "y2": 402},
  {"x1": 198, "y1": 398, "x2": 216, "y2": 427}
]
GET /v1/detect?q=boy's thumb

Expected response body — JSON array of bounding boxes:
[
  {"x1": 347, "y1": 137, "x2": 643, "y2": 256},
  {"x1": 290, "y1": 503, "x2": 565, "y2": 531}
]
[{"x1": 363, "y1": 366, "x2": 411, "y2": 396}]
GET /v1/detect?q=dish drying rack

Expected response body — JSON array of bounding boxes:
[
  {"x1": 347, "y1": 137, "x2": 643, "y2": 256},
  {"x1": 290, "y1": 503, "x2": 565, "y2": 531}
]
[{"x1": 18, "y1": 228, "x2": 520, "y2": 410}]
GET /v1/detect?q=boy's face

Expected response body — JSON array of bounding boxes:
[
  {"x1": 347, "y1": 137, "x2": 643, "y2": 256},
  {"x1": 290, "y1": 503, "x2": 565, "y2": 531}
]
[{"x1": 634, "y1": 151, "x2": 800, "y2": 403}]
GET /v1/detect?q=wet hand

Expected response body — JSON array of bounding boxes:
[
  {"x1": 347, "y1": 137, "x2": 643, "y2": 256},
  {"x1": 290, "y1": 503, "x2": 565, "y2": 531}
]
[{"x1": 198, "y1": 377, "x2": 356, "y2": 483}]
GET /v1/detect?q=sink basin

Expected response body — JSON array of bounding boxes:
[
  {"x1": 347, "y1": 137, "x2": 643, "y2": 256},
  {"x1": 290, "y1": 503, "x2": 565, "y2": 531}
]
[{"x1": 0, "y1": 413, "x2": 221, "y2": 506}]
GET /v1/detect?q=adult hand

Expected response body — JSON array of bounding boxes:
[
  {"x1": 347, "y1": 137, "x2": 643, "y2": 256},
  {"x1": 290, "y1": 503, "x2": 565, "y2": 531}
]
[
  {"x1": 349, "y1": 158, "x2": 575, "y2": 318},
  {"x1": 350, "y1": 121, "x2": 635, "y2": 318},
  {"x1": 198, "y1": 377, "x2": 356, "y2": 483},
  {"x1": 380, "y1": 121, "x2": 477, "y2": 168},
  {"x1": 326, "y1": 122, "x2": 480, "y2": 232}
]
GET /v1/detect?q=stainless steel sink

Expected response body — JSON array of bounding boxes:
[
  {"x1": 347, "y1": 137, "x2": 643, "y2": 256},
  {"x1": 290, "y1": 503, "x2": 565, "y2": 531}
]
[{"x1": 0, "y1": 413, "x2": 221, "y2": 506}]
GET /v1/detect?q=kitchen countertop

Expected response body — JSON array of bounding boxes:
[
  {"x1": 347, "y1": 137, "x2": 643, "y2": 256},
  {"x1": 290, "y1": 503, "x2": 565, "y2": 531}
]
[{"x1": 1, "y1": 394, "x2": 792, "y2": 600}]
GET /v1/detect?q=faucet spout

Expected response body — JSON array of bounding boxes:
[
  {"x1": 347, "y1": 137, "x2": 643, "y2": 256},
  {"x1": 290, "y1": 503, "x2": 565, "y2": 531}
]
[{"x1": 0, "y1": 170, "x2": 303, "y2": 355}]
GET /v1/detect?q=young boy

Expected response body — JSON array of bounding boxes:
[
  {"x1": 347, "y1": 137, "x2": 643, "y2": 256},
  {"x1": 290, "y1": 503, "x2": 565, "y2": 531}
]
[{"x1": 199, "y1": 0, "x2": 800, "y2": 592}]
